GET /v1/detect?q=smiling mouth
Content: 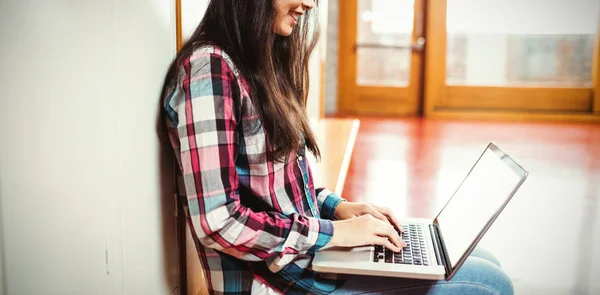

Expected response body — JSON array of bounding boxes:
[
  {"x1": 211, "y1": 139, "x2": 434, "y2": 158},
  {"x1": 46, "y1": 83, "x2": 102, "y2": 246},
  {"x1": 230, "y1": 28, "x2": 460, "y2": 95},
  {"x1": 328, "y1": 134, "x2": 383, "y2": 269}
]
[{"x1": 289, "y1": 12, "x2": 300, "y2": 22}]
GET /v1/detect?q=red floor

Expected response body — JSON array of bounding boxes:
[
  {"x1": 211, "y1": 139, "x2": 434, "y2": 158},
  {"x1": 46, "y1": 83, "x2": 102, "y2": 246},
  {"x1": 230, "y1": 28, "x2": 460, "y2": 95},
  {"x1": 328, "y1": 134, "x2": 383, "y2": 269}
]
[{"x1": 342, "y1": 117, "x2": 600, "y2": 295}]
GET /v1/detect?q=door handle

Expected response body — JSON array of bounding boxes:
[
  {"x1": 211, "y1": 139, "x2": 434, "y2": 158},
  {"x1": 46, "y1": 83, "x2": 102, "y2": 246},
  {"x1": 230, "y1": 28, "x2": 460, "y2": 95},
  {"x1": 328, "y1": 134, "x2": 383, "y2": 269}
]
[{"x1": 353, "y1": 37, "x2": 426, "y2": 53}]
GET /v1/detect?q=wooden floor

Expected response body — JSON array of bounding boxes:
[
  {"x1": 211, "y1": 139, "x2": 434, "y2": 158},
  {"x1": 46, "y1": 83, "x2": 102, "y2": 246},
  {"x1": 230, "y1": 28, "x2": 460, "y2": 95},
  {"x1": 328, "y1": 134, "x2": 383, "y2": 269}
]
[{"x1": 341, "y1": 117, "x2": 600, "y2": 295}]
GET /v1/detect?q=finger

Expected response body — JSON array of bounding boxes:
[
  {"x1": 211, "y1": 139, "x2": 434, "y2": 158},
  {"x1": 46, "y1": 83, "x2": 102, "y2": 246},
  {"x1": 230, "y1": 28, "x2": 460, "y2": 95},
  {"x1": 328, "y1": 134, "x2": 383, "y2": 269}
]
[
  {"x1": 384, "y1": 225, "x2": 406, "y2": 249},
  {"x1": 374, "y1": 236, "x2": 401, "y2": 253},
  {"x1": 374, "y1": 224, "x2": 405, "y2": 249},
  {"x1": 374, "y1": 205, "x2": 404, "y2": 232},
  {"x1": 364, "y1": 204, "x2": 390, "y2": 224}
]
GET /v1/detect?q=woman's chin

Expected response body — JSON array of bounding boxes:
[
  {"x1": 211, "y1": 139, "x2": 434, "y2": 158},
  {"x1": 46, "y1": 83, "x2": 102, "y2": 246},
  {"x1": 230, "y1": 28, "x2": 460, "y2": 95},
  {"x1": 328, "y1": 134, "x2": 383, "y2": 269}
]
[{"x1": 275, "y1": 26, "x2": 294, "y2": 37}]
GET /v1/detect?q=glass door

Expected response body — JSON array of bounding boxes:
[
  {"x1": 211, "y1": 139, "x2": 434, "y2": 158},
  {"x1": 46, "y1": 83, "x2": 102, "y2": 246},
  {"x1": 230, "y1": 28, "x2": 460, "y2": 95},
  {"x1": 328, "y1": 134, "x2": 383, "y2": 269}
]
[
  {"x1": 338, "y1": 0, "x2": 426, "y2": 116},
  {"x1": 425, "y1": 0, "x2": 600, "y2": 120}
]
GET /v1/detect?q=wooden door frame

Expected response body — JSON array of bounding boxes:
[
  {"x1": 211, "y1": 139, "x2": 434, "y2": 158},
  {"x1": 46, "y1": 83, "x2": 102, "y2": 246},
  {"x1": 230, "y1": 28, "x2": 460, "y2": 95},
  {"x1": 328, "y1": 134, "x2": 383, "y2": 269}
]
[
  {"x1": 174, "y1": 2, "x2": 188, "y2": 295},
  {"x1": 337, "y1": 0, "x2": 426, "y2": 116},
  {"x1": 176, "y1": 0, "x2": 183, "y2": 51},
  {"x1": 593, "y1": 28, "x2": 600, "y2": 114},
  {"x1": 424, "y1": 0, "x2": 600, "y2": 122}
]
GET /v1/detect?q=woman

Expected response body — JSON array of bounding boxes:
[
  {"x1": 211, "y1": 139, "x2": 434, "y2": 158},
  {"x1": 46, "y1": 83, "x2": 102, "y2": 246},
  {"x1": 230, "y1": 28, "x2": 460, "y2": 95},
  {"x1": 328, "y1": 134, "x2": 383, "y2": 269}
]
[{"x1": 160, "y1": 0, "x2": 514, "y2": 294}]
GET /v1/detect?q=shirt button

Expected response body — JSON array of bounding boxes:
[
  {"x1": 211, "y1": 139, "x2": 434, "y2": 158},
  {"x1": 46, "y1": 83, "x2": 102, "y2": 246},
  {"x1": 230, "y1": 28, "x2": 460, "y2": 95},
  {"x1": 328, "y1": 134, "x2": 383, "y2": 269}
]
[{"x1": 298, "y1": 156, "x2": 303, "y2": 161}]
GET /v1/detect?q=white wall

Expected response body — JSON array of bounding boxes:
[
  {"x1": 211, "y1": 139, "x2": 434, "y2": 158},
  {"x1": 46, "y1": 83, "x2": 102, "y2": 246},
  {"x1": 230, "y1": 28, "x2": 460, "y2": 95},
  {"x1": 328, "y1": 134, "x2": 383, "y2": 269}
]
[
  {"x1": 306, "y1": 42, "x2": 322, "y2": 118},
  {"x1": 181, "y1": 0, "x2": 209, "y2": 41},
  {"x1": 325, "y1": 0, "x2": 340, "y2": 115},
  {"x1": 306, "y1": 1, "x2": 328, "y2": 119},
  {"x1": 0, "y1": 171, "x2": 4, "y2": 295},
  {"x1": 0, "y1": 1, "x2": 179, "y2": 294}
]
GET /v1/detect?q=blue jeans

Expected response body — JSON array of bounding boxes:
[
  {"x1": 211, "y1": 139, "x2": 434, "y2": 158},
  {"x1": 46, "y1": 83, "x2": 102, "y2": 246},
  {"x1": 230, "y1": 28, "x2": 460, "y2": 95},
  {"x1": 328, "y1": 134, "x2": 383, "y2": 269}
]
[{"x1": 330, "y1": 248, "x2": 513, "y2": 295}]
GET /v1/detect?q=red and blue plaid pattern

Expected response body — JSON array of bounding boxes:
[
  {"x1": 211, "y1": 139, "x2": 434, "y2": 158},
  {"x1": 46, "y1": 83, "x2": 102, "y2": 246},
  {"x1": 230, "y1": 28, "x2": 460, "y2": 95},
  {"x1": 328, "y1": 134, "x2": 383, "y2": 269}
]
[{"x1": 164, "y1": 46, "x2": 346, "y2": 294}]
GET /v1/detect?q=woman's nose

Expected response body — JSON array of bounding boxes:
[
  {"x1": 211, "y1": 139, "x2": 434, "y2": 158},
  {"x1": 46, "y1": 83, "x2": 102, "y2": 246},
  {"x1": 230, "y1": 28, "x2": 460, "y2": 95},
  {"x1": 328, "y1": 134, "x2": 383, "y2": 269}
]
[{"x1": 302, "y1": 0, "x2": 315, "y2": 10}]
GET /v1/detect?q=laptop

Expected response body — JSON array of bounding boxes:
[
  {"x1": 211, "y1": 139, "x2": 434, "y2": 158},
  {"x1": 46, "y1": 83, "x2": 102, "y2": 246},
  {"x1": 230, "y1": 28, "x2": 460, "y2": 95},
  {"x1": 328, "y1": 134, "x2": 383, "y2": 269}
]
[{"x1": 312, "y1": 142, "x2": 528, "y2": 281}]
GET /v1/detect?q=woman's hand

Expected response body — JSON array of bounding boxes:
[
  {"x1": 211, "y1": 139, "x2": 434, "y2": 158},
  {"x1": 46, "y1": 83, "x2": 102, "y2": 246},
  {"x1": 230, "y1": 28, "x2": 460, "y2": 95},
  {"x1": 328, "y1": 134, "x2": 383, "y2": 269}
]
[
  {"x1": 328, "y1": 215, "x2": 406, "y2": 252},
  {"x1": 334, "y1": 201, "x2": 404, "y2": 232}
]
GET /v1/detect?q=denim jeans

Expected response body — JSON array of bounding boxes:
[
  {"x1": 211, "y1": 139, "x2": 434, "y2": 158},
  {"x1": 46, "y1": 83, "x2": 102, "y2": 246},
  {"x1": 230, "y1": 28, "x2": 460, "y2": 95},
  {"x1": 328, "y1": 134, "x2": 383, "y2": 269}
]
[{"x1": 330, "y1": 248, "x2": 513, "y2": 295}]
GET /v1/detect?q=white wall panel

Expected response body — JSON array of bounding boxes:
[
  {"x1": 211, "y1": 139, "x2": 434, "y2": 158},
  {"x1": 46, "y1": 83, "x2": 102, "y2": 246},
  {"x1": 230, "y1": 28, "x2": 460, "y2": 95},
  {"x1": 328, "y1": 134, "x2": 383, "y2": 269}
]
[{"x1": 0, "y1": 0, "x2": 179, "y2": 294}]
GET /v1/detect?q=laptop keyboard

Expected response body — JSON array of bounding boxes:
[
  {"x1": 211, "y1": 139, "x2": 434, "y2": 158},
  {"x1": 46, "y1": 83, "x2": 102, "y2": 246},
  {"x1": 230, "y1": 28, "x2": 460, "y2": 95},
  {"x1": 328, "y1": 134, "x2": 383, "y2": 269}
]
[{"x1": 372, "y1": 224, "x2": 429, "y2": 266}]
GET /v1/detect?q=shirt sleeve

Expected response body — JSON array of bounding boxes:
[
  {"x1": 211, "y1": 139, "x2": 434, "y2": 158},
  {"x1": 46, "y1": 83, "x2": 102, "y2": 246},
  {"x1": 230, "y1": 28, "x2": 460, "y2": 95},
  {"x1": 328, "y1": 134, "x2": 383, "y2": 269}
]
[
  {"x1": 170, "y1": 51, "x2": 333, "y2": 271},
  {"x1": 315, "y1": 188, "x2": 346, "y2": 220}
]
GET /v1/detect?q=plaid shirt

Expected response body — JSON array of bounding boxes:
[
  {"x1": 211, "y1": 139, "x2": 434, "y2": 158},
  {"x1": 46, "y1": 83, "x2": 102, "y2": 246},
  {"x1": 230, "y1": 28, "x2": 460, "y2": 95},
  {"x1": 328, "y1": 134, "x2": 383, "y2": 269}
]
[{"x1": 163, "y1": 46, "x2": 346, "y2": 294}]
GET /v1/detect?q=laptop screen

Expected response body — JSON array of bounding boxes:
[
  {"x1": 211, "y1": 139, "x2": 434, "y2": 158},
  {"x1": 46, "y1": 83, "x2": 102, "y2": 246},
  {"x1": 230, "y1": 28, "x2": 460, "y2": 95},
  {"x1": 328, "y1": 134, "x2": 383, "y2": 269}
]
[{"x1": 435, "y1": 144, "x2": 527, "y2": 269}]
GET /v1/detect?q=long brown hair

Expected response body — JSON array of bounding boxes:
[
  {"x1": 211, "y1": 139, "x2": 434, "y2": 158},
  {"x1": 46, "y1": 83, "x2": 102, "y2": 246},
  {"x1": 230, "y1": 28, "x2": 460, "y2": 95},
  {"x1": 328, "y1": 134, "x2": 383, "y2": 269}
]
[{"x1": 161, "y1": 0, "x2": 321, "y2": 161}]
